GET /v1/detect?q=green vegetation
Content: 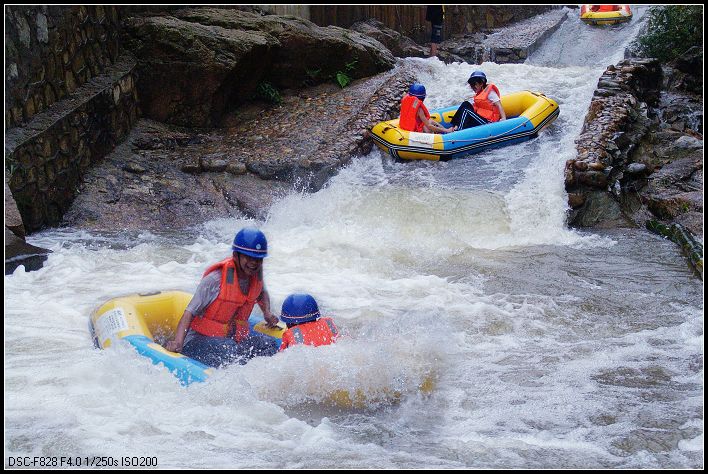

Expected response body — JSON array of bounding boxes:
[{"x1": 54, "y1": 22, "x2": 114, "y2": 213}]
[
  {"x1": 334, "y1": 59, "x2": 358, "y2": 89},
  {"x1": 255, "y1": 81, "x2": 282, "y2": 105},
  {"x1": 636, "y1": 5, "x2": 703, "y2": 61},
  {"x1": 335, "y1": 72, "x2": 351, "y2": 88},
  {"x1": 303, "y1": 68, "x2": 322, "y2": 87},
  {"x1": 6, "y1": 155, "x2": 18, "y2": 176}
]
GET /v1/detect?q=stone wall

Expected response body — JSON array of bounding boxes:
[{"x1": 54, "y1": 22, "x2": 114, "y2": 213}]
[
  {"x1": 565, "y1": 58, "x2": 662, "y2": 227},
  {"x1": 5, "y1": 5, "x2": 123, "y2": 129},
  {"x1": 5, "y1": 5, "x2": 139, "y2": 236},
  {"x1": 5, "y1": 55, "x2": 139, "y2": 233}
]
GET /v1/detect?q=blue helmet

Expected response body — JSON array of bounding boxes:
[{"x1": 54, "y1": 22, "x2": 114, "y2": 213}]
[
  {"x1": 468, "y1": 70, "x2": 487, "y2": 84},
  {"x1": 280, "y1": 293, "x2": 320, "y2": 325},
  {"x1": 408, "y1": 83, "x2": 426, "y2": 99},
  {"x1": 232, "y1": 227, "x2": 268, "y2": 259}
]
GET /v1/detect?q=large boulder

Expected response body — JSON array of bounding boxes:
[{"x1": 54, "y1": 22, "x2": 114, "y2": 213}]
[
  {"x1": 665, "y1": 46, "x2": 703, "y2": 95},
  {"x1": 350, "y1": 19, "x2": 427, "y2": 58},
  {"x1": 5, "y1": 228, "x2": 52, "y2": 275},
  {"x1": 5, "y1": 177, "x2": 25, "y2": 238},
  {"x1": 5, "y1": 176, "x2": 52, "y2": 274},
  {"x1": 122, "y1": 8, "x2": 396, "y2": 127}
]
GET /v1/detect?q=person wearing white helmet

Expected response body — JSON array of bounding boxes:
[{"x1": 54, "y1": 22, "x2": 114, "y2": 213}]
[{"x1": 165, "y1": 227, "x2": 280, "y2": 367}]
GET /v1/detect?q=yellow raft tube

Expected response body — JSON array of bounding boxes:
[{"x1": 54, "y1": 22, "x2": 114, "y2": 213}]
[
  {"x1": 370, "y1": 90, "x2": 559, "y2": 162},
  {"x1": 89, "y1": 290, "x2": 434, "y2": 407},
  {"x1": 580, "y1": 5, "x2": 633, "y2": 25}
]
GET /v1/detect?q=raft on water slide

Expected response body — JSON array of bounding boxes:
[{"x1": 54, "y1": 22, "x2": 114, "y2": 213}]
[
  {"x1": 89, "y1": 290, "x2": 434, "y2": 407},
  {"x1": 580, "y1": 5, "x2": 633, "y2": 25},
  {"x1": 370, "y1": 90, "x2": 559, "y2": 162}
]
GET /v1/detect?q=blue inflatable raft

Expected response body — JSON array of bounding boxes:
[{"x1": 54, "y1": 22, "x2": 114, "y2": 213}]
[{"x1": 370, "y1": 90, "x2": 560, "y2": 161}]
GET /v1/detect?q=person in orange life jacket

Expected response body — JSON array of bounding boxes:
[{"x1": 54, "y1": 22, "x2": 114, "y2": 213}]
[
  {"x1": 164, "y1": 227, "x2": 281, "y2": 368},
  {"x1": 399, "y1": 83, "x2": 454, "y2": 134},
  {"x1": 278, "y1": 294, "x2": 339, "y2": 351},
  {"x1": 449, "y1": 70, "x2": 506, "y2": 131},
  {"x1": 591, "y1": 5, "x2": 620, "y2": 12}
]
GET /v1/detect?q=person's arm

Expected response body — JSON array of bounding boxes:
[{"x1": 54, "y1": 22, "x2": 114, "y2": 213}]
[
  {"x1": 164, "y1": 271, "x2": 220, "y2": 352},
  {"x1": 418, "y1": 107, "x2": 452, "y2": 134},
  {"x1": 495, "y1": 101, "x2": 506, "y2": 121},
  {"x1": 165, "y1": 310, "x2": 194, "y2": 352},
  {"x1": 257, "y1": 286, "x2": 279, "y2": 328},
  {"x1": 279, "y1": 331, "x2": 292, "y2": 351}
]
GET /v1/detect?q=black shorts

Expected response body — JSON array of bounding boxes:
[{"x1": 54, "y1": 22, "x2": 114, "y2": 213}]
[{"x1": 431, "y1": 23, "x2": 443, "y2": 44}]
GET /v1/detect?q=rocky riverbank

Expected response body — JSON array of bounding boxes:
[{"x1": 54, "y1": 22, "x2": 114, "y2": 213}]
[
  {"x1": 63, "y1": 64, "x2": 415, "y2": 230},
  {"x1": 565, "y1": 46, "x2": 703, "y2": 278},
  {"x1": 5, "y1": 6, "x2": 703, "y2": 279}
]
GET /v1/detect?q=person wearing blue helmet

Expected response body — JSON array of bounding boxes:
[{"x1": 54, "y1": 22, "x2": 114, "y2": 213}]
[
  {"x1": 165, "y1": 227, "x2": 280, "y2": 367},
  {"x1": 450, "y1": 70, "x2": 506, "y2": 131},
  {"x1": 399, "y1": 82, "x2": 454, "y2": 134},
  {"x1": 279, "y1": 294, "x2": 339, "y2": 351}
]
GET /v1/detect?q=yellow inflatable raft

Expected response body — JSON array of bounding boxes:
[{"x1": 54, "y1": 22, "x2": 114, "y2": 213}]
[
  {"x1": 371, "y1": 90, "x2": 559, "y2": 162},
  {"x1": 89, "y1": 290, "x2": 434, "y2": 407},
  {"x1": 580, "y1": 5, "x2": 633, "y2": 25}
]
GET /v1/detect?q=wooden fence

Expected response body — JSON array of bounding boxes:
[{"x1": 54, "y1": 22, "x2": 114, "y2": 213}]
[{"x1": 308, "y1": 5, "x2": 560, "y2": 44}]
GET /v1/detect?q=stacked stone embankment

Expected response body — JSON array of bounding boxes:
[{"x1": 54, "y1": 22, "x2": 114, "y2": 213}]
[
  {"x1": 5, "y1": 54, "x2": 140, "y2": 234},
  {"x1": 565, "y1": 58, "x2": 662, "y2": 226},
  {"x1": 439, "y1": 8, "x2": 569, "y2": 65},
  {"x1": 5, "y1": 6, "x2": 123, "y2": 128},
  {"x1": 5, "y1": 5, "x2": 137, "y2": 273},
  {"x1": 566, "y1": 56, "x2": 703, "y2": 279},
  {"x1": 482, "y1": 8, "x2": 569, "y2": 64}
]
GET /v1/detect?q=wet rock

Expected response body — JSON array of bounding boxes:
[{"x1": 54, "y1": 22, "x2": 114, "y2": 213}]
[
  {"x1": 626, "y1": 163, "x2": 648, "y2": 175},
  {"x1": 350, "y1": 19, "x2": 427, "y2": 59},
  {"x1": 567, "y1": 193, "x2": 586, "y2": 209},
  {"x1": 200, "y1": 155, "x2": 228, "y2": 172},
  {"x1": 646, "y1": 192, "x2": 702, "y2": 220},
  {"x1": 674, "y1": 135, "x2": 703, "y2": 150},
  {"x1": 612, "y1": 428, "x2": 685, "y2": 454},
  {"x1": 5, "y1": 228, "x2": 51, "y2": 275},
  {"x1": 482, "y1": 8, "x2": 568, "y2": 64},
  {"x1": 181, "y1": 158, "x2": 201, "y2": 174},
  {"x1": 568, "y1": 57, "x2": 665, "y2": 228},
  {"x1": 5, "y1": 178, "x2": 25, "y2": 239},
  {"x1": 576, "y1": 170, "x2": 608, "y2": 188},
  {"x1": 225, "y1": 162, "x2": 247, "y2": 175},
  {"x1": 123, "y1": 162, "x2": 146, "y2": 173}
]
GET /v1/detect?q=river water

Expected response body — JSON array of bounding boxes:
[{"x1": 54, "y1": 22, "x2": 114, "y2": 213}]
[{"x1": 4, "y1": 6, "x2": 703, "y2": 469}]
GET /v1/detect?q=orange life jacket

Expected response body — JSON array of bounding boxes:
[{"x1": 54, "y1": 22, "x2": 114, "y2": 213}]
[
  {"x1": 190, "y1": 257, "x2": 262, "y2": 342},
  {"x1": 279, "y1": 317, "x2": 339, "y2": 351},
  {"x1": 592, "y1": 5, "x2": 620, "y2": 12},
  {"x1": 399, "y1": 94, "x2": 430, "y2": 132},
  {"x1": 473, "y1": 84, "x2": 502, "y2": 122}
]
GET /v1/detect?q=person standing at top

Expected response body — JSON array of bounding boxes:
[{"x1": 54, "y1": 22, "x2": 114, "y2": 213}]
[
  {"x1": 426, "y1": 5, "x2": 445, "y2": 57},
  {"x1": 399, "y1": 83, "x2": 454, "y2": 134},
  {"x1": 165, "y1": 227, "x2": 280, "y2": 367},
  {"x1": 449, "y1": 70, "x2": 506, "y2": 131},
  {"x1": 278, "y1": 293, "x2": 339, "y2": 351}
]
